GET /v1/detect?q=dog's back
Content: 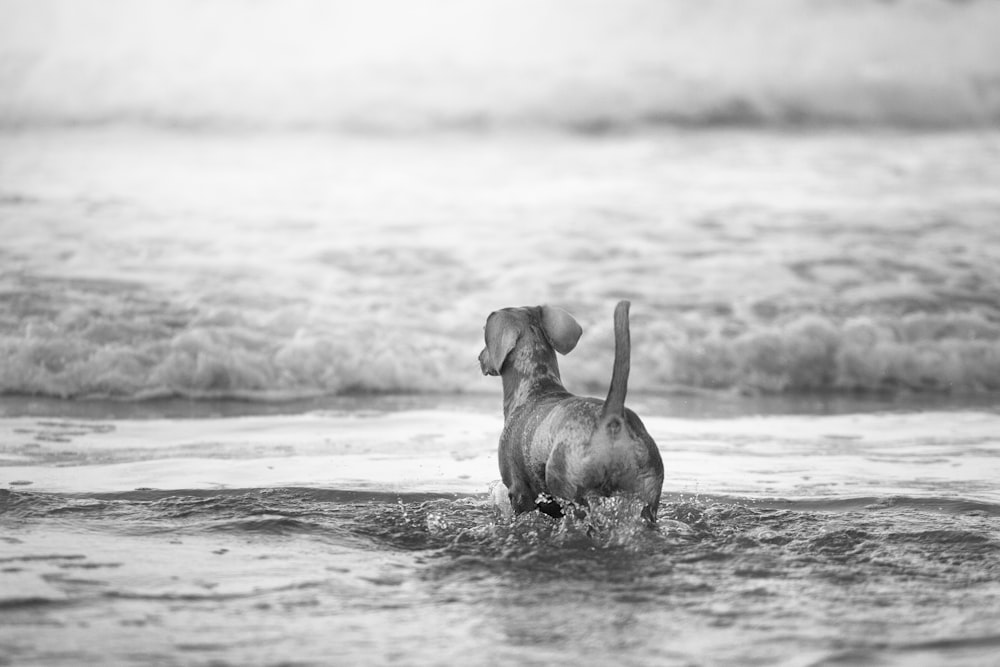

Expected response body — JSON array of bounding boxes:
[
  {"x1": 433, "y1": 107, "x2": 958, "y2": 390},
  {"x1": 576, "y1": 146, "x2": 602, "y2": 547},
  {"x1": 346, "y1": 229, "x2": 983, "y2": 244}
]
[{"x1": 495, "y1": 301, "x2": 664, "y2": 521}]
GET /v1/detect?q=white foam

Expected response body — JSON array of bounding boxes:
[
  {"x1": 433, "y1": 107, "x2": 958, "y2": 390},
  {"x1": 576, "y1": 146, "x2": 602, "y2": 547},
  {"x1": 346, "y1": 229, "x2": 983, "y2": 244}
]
[
  {"x1": 2, "y1": 410, "x2": 998, "y2": 502},
  {"x1": 2, "y1": 129, "x2": 999, "y2": 399}
]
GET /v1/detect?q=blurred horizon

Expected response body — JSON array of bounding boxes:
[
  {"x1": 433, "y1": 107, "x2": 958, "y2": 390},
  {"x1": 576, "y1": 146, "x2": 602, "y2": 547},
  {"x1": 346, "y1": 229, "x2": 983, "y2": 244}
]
[{"x1": 2, "y1": 0, "x2": 1000, "y2": 133}]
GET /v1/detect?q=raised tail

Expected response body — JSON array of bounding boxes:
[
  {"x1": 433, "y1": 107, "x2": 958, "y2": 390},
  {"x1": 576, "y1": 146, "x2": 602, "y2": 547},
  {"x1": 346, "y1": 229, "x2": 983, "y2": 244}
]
[{"x1": 601, "y1": 300, "x2": 631, "y2": 421}]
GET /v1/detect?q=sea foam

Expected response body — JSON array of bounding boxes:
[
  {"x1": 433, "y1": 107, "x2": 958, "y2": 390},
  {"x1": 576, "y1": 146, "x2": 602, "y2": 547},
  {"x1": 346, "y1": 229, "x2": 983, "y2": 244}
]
[
  {"x1": 2, "y1": 129, "x2": 999, "y2": 401},
  {"x1": 3, "y1": 289, "x2": 999, "y2": 400}
]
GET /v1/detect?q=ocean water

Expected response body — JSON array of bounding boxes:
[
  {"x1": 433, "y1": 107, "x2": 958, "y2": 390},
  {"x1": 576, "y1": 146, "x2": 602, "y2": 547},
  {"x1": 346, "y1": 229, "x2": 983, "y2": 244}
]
[
  {"x1": 3, "y1": 1, "x2": 1000, "y2": 665},
  {"x1": 2, "y1": 402, "x2": 1000, "y2": 666},
  {"x1": 3, "y1": 128, "x2": 1000, "y2": 400}
]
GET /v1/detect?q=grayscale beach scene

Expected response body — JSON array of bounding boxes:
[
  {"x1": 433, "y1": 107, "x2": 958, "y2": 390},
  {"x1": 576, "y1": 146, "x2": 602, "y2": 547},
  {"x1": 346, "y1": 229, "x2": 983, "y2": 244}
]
[{"x1": 2, "y1": 1, "x2": 1000, "y2": 665}]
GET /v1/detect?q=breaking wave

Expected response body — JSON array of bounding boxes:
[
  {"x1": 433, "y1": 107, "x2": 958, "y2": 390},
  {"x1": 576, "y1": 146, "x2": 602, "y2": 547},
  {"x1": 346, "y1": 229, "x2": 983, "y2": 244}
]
[{"x1": 2, "y1": 282, "x2": 999, "y2": 400}]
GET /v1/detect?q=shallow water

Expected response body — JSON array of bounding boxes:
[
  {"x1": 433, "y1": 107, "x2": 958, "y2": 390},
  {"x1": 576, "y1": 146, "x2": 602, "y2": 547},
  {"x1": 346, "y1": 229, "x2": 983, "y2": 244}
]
[
  {"x1": 2, "y1": 399, "x2": 1000, "y2": 666},
  {"x1": 4, "y1": 489, "x2": 1000, "y2": 667}
]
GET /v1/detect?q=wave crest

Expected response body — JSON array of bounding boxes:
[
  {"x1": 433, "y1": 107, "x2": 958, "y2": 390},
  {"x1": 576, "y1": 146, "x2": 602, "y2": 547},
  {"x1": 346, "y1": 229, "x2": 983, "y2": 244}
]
[
  {"x1": 3, "y1": 305, "x2": 1000, "y2": 400},
  {"x1": 659, "y1": 312, "x2": 1000, "y2": 394}
]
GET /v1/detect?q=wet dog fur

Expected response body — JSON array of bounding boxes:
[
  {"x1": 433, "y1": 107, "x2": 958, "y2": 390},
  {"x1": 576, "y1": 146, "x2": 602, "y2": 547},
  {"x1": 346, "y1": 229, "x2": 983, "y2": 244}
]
[{"x1": 478, "y1": 301, "x2": 664, "y2": 522}]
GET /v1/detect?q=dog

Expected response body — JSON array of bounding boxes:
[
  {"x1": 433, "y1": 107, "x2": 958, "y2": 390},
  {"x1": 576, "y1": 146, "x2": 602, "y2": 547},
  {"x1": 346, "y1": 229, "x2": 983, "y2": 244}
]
[{"x1": 478, "y1": 300, "x2": 664, "y2": 523}]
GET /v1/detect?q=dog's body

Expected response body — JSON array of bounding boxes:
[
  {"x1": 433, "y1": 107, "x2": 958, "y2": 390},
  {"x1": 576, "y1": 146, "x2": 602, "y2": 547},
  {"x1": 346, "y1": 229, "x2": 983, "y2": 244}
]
[{"x1": 479, "y1": 301, "x2": 664, "y2": 522}]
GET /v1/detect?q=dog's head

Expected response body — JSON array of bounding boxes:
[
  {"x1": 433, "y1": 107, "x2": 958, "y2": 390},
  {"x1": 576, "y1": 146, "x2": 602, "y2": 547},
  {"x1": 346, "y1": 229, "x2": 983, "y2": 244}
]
[{"x1": 478, "y1": 305, "x2": 582, "y2": 376}]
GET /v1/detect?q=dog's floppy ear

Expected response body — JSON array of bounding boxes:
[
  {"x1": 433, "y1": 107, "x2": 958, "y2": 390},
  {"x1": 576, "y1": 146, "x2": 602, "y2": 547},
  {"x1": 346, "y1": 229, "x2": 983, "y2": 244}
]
[
  {"x1": 483, "y1": 310, "x2": 520, "y2": 375},
  {"x1": 540, "y1": 305, "x2": 582, "y2": 355}
]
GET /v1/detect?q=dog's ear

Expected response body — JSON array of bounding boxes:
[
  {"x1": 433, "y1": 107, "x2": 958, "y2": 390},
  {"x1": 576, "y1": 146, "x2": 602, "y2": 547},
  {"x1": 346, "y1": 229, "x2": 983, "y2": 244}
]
[
  {"x1": 483, "y1": 311, "x2": 520, "y2": 375},
  {"x1": 540, "y1": 305, "x2": 582, "y2": 355}
]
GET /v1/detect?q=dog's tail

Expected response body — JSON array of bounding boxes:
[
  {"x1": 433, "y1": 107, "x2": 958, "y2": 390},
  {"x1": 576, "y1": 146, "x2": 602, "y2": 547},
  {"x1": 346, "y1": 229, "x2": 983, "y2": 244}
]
[{"x1": 601, "y1": 300, "x2": 630, "y2": 423}]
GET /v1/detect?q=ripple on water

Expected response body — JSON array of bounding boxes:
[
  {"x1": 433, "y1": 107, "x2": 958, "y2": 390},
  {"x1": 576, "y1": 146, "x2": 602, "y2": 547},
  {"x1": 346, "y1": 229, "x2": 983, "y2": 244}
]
[{"x1": 4, "y1": 488, "x2": 1000, "y2": 664}]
